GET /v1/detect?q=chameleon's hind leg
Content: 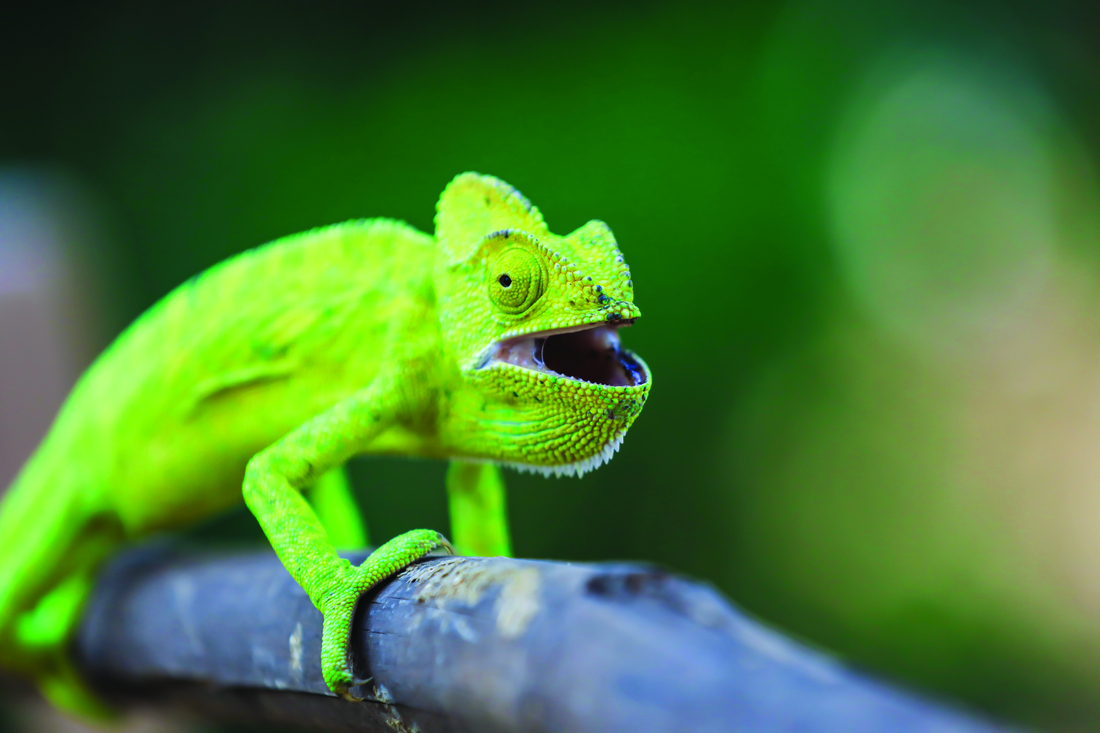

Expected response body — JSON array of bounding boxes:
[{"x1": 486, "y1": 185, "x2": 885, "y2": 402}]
[
  {"x1": 308, "y1": 466, "x2": 369, "y2": 550},
  {"x1": 20, "y1": 572, "x2": 115, "y2": 720},
  {"x1": 446, "y1": 461, "x2": 512, "y2": 557},
  {"x1": 0, "y1": 461, "x2": 120, "y2": 672},
  {"x1": 6, "y1": 513, "x2": 123, "y2": 720}
]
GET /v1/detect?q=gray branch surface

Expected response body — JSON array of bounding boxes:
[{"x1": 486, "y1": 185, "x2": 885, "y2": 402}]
[{"x1": 74, "y1": 545, "x2": 1013, "y2": 733}]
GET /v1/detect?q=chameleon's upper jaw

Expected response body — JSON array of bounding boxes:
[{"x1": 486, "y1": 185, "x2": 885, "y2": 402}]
[{"x1": 485, "y1": 322, "x2": 647, "y2": 387}]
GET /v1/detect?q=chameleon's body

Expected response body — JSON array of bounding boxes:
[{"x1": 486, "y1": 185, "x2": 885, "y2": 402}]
[{"x1": 0, "y1": 173, "x2": 650, "y2": 715}]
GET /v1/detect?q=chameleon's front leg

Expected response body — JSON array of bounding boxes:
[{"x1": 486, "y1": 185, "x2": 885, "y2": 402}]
[{"x1": 243, "y1": 384, "x2": 450, "y2": 699}]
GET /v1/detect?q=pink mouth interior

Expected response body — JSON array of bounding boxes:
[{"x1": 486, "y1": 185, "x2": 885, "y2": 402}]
[{"x1": 491, "y1": 324, "x2": 645, "y2": 387}]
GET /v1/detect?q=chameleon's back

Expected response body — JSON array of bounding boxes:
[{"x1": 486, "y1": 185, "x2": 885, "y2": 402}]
[{"x1": 0, "y1": 218, "x2": 436, "y2": 661}]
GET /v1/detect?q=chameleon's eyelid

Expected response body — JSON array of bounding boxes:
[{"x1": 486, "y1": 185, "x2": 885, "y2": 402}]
[{"x1": 487, "y1": 247, "x2": 547, "y2": 315}]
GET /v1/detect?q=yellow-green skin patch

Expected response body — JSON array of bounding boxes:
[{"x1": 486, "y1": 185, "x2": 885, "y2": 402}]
[{"x1": 0, "y1": 173, "x2": 651, "y2": 713}]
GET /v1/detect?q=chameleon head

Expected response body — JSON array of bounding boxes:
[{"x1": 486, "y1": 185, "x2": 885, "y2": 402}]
[{"x1": 434, "y1": 173, "x2": 651, "y2": 476}]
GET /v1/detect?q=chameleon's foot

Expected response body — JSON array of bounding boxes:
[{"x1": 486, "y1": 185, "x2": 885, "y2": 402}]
[{"x1": 320, "y1": 528, "x2": 452, "y2": 699}]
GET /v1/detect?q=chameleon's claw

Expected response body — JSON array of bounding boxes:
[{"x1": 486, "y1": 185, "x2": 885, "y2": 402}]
[
  {"x1": 435, "y1": 534, "x2": 456, "y2": 556},
  {"x1": 341, "y1": 681, "x2": 368, "y2": 702},
  {"x1": 334, "y1": 670, "x2": 373, "y2": 701}
]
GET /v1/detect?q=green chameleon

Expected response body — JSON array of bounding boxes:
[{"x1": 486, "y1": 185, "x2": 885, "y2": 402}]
[{"x1": 0, "y1": 172, "x2": 651, "y2": 715}]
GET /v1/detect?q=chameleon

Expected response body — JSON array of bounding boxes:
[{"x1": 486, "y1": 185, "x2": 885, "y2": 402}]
[{"x1": 0, "y1": 172, "x2": 651, "y2": 716}]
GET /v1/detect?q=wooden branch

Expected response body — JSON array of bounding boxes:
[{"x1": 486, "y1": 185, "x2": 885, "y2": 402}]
[{"x1": 73, "y1": 544, "x2": 1013, "y2": 732}]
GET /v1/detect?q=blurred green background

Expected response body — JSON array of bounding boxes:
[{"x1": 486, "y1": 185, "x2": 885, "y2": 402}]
[{"x1": 4, "y1": 0, "x2": 1100, "y2": 730}]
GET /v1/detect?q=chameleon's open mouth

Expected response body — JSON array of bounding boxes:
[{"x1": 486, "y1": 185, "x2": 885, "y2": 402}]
[{"x1": 488, "y1": 321, "x2": 647, "y2": 387}]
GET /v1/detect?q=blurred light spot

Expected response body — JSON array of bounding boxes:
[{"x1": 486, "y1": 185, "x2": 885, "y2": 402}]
[
  {"x1": 827, "y1": 55, "x2": 1059, "y2": 360},
  {"x1": 0, "y1": 168, "x2": 104, "y2": 489},
  {"x1": 0, "y1": 175, "x2": 71, "y2": 295}
]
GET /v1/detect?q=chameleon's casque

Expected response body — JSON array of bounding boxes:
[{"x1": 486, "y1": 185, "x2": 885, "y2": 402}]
[{"x1": 0, "y1": 172, "x2": 651, "y2": 714}]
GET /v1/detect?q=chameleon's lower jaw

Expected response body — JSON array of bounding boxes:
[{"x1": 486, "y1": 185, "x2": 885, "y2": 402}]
[
  {"x1": 487, "y1": 323, "x2": 647, "y2": 388},
  {"x1": 473, "y1": 321, "x2": 650, "y2": 478}
]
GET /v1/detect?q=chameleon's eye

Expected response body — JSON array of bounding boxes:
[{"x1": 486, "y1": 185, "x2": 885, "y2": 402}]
[{"x1": 489, "y1": 248, "x2": 547, "y2": 314}]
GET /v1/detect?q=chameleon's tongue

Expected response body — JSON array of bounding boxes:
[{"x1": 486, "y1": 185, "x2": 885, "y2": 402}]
[{"x1": 492, "y1": 324, "x2": 645, "y2": 388}]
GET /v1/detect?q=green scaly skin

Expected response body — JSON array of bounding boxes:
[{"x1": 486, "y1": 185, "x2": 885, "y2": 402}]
[{"x1": 0, "y1": 172, "x2": 651, "y2": 713}]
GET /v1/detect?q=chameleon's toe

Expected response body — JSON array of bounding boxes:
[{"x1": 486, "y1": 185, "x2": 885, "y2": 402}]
[
  {"x1": 360, "y1": 529, "x2": 453, "y2": 573},
  {"x1": 322, "y1": 663, "x2": 359, "y2": 700},
  {"x1": 319, "y1": 528, "x2": 453, "y2": 698}
]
